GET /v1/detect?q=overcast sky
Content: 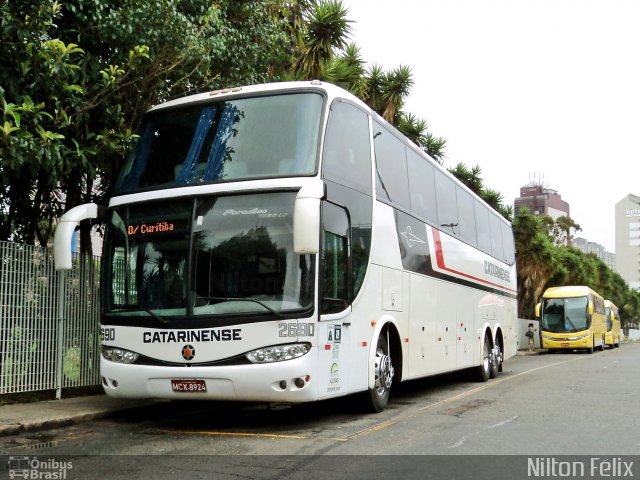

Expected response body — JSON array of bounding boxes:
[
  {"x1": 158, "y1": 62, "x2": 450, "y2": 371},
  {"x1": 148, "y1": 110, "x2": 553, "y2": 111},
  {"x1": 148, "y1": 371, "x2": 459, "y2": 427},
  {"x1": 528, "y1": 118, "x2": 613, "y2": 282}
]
[{"x1": 342, "y1": 0, "x2": 639, "y2": 252}]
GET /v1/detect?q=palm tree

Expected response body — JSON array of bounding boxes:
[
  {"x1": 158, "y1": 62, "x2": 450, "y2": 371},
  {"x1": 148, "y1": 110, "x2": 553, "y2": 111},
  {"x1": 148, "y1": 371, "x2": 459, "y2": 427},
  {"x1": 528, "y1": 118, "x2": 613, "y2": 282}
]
[
  {"x1": 363, "y1": 63, "x2": 385, "y2": 113},
  {"x1": 512, "y1": 208, "x2": 557, "y2": 318},
  {"x1": 396, "y1": 112, "x2": 446, "y2": 164},
  {"x1": 448, "y1": 163, "x2": 483, "y2": 195},
  {"x1": 380, "y1": 65, "x2": 413, "y2": 123},
  {"x1": 290, "y1": 0, "x2": 352, "y2": 80},
  {"x1": 324, "y1": 42, "x2": 366, "y2": 97}
]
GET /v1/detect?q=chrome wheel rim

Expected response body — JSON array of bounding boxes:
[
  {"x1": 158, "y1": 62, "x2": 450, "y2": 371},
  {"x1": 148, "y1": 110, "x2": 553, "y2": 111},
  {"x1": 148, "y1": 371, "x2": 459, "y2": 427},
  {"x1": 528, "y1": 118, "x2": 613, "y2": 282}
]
[
  {"x1": 374, "y1": 347, "x2": 394, "y2": 396},
  {"x1": 483, "y1": 338, "x2": 491, "y2": 372}
]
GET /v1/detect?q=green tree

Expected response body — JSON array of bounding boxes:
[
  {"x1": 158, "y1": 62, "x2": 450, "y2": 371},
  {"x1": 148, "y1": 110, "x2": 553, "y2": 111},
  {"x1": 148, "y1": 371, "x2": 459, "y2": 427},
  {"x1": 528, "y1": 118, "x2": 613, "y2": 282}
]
[
  {"x1": 291, "y1": 0, "x2": 352, "y2": 80},
  {"x1": 512, "y1": 208, "x2": 557, "y2": 319},
  {"x1": 1, "y1": 0, "x2": 293, "y2": 250},
  {"x1": 448, "y1": 163, "x2": 512, "y2": 221}
]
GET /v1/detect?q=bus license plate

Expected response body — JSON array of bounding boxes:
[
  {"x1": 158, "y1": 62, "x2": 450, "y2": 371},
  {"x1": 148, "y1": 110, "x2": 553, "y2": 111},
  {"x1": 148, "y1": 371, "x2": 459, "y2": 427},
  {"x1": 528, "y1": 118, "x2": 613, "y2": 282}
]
[
  {"x1": 561, "y1": 343, "x2": 570, "y2": 347},
  {"x1": 171, "y1": 379, "x2": 207, "y2": 393}
]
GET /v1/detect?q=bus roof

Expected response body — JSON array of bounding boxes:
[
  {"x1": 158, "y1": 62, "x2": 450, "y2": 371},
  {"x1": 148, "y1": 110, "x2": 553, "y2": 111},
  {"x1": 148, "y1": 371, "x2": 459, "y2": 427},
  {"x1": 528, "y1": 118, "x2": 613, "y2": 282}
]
[
  {"x1": 604, "y1": 299, "x2": 618, "y2": 309},
  {"x1": 142, "y1": 80, "x2": 512, "y2": 228},
  {"x1": 542, "y1": 286, "x2": 602, "y2": 299},
  {"x1": 148, "y1": 80, "x2": 360, "y2": 113}
]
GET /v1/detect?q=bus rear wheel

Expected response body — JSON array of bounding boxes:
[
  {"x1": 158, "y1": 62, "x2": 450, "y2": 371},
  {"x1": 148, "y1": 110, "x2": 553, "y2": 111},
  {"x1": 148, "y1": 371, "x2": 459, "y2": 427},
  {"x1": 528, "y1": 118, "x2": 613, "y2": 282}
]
[
  {"x1": 363, "y1": 334, "x2": 395, "y2": 413},
  {"x1": 490, "y1": 341, "x2": 501, "y2": 378}
]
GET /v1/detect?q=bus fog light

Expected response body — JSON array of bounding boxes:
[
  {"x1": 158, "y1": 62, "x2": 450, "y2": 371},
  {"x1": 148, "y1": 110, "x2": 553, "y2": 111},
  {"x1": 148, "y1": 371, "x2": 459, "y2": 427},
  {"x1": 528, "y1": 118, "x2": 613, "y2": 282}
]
[
  {"x1": 245, "y1": 343, "x2": 310, "y2": 364},
  {"x1": 102, "y1": 346, "x2": 139, "y2": 364},
  {"x1": 294, "y1": 377, "x2": 305, "y2": 388}
]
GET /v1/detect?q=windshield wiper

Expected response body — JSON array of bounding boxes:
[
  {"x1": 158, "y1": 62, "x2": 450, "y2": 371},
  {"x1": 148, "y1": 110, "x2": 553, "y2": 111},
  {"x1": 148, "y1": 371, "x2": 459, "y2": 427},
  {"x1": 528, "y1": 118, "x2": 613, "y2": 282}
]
[
  {"x1": 564, "y1": 315, "x2": 577, "y2": 331},
  {"x1": 116, "y1": 305, "x2": 169, "y2": 326},
  {"x1": 205, "y1": 297, "x2": 283, "y2": 318}
]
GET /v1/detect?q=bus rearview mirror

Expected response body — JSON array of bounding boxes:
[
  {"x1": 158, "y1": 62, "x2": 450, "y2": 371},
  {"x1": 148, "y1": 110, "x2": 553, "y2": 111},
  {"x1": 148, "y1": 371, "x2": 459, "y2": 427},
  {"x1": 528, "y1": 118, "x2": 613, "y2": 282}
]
[
  {"x1": 293, "y1": 181, "x2": 325, "y2": 255},
  {"x1": 53, "y1": 203, "x2": 103, "y2": 270},
  {"x1": 535, "y1": 302, "x2": 541, "y2": 318}
]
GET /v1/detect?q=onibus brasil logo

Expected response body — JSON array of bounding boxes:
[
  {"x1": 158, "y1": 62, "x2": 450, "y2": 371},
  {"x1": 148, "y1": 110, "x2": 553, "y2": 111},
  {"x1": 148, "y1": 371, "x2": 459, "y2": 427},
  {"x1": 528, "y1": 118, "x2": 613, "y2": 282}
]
[{"x1": 8, "y1": 456, "x2": 72, "y2": 479}]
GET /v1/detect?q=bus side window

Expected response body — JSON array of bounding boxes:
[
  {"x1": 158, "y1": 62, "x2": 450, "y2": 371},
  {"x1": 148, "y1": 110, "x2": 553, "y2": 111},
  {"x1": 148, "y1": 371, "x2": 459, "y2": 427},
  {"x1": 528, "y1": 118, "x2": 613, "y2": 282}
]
[
  {"x1": 489, "y1": 212, "x2": 504, "y2": 260},
  {"x1": 373, "y1": 122, "x2": 410, "y2": 209},
  {"x1": 322, "y1": 101, "x2": 372, "y2": 192},
  {"x1": 456, "y1": 186, "x2": 477, "y2": 246},
  {"x1": 434, "y1": 169, "x2": 458, "y2": 236},
  {"x1": 321, "y1": 202, "x2": 350, "y2": 314},
  {"x1": 407, "y1": 148, "x2": 437, "y2": 224},
  {"x1": 474, "y1": 200, "x2": 491, "y2": 254}
]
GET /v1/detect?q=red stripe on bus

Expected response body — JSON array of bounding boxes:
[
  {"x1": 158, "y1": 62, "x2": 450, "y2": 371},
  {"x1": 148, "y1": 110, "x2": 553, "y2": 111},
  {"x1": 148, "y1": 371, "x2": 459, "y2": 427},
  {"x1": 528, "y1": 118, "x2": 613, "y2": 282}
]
[{"x1": 432, "y1": 228, "x2": 517, "y2": 294}]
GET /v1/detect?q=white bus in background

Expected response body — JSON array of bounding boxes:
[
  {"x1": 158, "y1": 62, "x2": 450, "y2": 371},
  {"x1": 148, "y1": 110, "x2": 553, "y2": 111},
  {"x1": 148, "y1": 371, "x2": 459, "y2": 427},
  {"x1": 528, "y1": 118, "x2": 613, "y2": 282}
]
[{"x1": 54, "y1": 81, "x2": 518, "y2": 412}]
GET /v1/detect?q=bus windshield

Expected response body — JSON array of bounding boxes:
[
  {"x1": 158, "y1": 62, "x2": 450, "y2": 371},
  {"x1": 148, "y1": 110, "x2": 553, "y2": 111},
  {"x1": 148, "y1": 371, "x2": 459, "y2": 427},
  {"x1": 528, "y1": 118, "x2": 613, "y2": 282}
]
[
  {"x1": 115, "y1": 92, "x2": 323, "y2": 194},
  {"x1": 103, "y1": 192, "x2": 314, "y2": 320},
  {"x1": 541, "y1": 296, "x2": 590, "y2": 333}
]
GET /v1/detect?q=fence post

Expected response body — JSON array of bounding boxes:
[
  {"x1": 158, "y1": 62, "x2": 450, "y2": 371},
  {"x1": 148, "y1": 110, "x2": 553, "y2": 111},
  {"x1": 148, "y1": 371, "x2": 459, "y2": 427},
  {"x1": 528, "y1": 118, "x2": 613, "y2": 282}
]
[{"x1": 56, "y1": 269, "x2": 66, "y2": 399}]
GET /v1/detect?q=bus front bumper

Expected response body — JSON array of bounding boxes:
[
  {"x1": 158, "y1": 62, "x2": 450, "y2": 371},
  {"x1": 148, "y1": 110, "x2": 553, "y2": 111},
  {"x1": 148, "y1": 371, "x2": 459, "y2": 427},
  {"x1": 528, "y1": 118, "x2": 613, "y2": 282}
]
[
  {"x1": 542, "y1": 335, "x2": 592, "y2": 350},
  {"x1": 100, "y1": 350, "x2": 319, "y2": 403}
]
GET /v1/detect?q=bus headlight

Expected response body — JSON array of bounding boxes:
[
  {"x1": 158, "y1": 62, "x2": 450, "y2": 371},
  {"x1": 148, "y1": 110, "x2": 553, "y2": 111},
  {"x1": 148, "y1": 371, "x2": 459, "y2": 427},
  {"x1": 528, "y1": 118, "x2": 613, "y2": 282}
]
[
  {"x1": 102, "y1": 346, "x2": 139, "y2": 364},
  {"x1": 245, "y1": 343, "x2": 310, "y2": 364}
]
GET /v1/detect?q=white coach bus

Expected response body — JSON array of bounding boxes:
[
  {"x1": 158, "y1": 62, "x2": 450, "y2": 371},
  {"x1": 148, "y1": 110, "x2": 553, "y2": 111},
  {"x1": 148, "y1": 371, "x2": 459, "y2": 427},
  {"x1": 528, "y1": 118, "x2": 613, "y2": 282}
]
[{"x1": 54, "y1": 81, "x2": 517, "y2": 412}]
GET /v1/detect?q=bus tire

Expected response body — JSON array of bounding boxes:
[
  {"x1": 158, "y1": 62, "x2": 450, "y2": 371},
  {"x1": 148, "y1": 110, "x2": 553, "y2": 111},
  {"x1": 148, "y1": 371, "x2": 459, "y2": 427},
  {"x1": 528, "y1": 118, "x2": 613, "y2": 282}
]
[
  {"x1": 587, "y1": 339, "x2": 594, "y2": 354},
  {"x1": 490, "y1": 341, "x2": 501, "y2": 378},
  {"x1": 363, "y1": 333, "x2": 395, "y2": 413},
  {"x1": 475, "y1": 335, "x2": 492, "y2": 382}
]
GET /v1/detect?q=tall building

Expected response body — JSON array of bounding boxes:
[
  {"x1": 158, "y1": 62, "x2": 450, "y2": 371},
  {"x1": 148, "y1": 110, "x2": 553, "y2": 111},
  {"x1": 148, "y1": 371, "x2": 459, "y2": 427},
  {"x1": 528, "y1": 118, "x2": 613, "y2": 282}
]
[
  {"x1": 573, "y1": 237, "x2": 616, "y2": 270},
  {"x1": 616, "y1": 194, "x2": 640, "y2": 291},
  {"x1": 514, "y1": 181, "x2": 570, "y2": 220}
]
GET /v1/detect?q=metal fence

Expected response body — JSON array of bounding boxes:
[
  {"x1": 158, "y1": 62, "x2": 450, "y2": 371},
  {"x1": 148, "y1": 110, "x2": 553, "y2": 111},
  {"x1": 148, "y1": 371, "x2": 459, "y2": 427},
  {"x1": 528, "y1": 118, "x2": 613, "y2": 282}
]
[{"x1": 0, "y1": 241, "x2": 101, "y2": 397}]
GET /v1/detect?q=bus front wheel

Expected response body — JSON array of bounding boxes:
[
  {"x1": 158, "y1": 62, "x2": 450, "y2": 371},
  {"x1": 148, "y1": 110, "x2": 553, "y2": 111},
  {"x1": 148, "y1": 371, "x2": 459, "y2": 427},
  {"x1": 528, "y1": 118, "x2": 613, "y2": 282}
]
[
  {"x1": 363, "y1": 334, "x2": 395, "y2": 413},
  {"x1": 475, "y1": 335, "x2": 492, "y2": 382}
]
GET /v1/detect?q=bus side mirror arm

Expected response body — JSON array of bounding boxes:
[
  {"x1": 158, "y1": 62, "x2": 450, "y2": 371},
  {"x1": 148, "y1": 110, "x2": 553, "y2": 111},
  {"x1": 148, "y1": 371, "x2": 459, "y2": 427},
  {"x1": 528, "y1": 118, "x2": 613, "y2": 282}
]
[
  {"x1": 293, "y1": 180, "x2": 326, "y2": 255},
  {"x1": 53, "y1": 203, "x2": 105, "y2": 271}
]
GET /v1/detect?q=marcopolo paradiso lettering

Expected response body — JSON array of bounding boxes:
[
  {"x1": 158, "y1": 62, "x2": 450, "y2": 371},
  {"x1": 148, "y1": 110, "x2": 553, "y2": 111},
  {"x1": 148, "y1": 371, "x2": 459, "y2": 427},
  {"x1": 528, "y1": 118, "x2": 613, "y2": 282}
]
[
  {"x1": 484, "y1": 260, "x2": 510, "y2": 282},
  {"x1": 143, "y1": 328, "x2": 242, "y2": 344}
]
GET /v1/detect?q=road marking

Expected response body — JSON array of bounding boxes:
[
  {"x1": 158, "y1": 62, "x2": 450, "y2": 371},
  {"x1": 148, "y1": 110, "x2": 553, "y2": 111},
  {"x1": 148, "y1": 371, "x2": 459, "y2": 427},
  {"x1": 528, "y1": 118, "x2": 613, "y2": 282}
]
[
  {"x1": 345, "y1": 420, "x2": 397, "y2": 440},
  {"x1": 340, "y1": 355, "x2": 587, "y2": 441},
  {"x1": 448, "y1": 415, "x2": 519, "y2": 448},
  {"x1": 170, "y1": 430, "x2": 306, "y2": 439}
]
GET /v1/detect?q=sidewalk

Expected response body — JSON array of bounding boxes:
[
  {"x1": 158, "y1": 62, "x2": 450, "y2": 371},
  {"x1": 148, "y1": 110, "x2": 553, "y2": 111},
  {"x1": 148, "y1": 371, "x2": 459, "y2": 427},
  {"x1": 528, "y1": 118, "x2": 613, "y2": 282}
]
[{"x1": 0, "y1": 395, "x2": 154, "y2": 436}]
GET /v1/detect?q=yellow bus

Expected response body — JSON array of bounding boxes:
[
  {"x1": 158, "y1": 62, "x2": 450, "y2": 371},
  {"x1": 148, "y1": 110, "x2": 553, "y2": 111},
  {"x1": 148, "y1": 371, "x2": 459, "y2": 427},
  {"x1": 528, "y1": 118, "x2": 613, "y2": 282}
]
[
  {"x1": 536, "y1": 286, "x2": 606, "y2": 353},
  {"x1": 604, "y1": 300, "x2": 622, "y2": 349}
]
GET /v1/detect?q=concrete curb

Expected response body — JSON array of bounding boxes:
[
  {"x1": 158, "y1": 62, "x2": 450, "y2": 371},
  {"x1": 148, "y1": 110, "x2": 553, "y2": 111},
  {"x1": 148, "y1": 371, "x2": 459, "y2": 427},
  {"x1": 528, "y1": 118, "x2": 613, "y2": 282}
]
[{"x1": 0, "y1": 396, "x2": 155, "y2": 437}]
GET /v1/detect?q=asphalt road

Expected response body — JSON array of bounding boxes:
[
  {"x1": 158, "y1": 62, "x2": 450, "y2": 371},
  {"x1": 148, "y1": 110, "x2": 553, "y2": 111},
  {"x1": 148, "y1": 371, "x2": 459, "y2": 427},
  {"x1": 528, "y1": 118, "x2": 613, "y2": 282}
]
[{"x1": 2, "y1": 344, "x2": 639, "y2": 479}]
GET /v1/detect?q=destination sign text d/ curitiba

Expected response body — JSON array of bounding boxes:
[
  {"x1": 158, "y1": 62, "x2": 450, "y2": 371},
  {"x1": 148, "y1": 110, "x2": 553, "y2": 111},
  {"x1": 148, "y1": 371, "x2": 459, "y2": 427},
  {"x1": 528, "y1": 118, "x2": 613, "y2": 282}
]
[{"x1": 128, "y1": 221, "x2": 175, "y2": 235}]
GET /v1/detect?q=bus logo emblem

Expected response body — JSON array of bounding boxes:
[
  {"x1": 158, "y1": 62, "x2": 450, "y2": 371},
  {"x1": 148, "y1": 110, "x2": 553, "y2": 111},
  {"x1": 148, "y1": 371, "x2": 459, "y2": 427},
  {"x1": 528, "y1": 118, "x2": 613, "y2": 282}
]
[
  {"x1": 400, "y1": 226, "x2": 425, "y2": 248},
  {"x1": 181, "y1": 344, "x2": 196, "y2": 361}
]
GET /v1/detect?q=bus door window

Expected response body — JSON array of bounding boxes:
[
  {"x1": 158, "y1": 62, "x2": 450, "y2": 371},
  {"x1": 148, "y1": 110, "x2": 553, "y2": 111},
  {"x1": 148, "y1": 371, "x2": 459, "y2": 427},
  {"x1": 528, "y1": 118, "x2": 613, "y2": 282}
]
[
  {"x1": 321, "y1": 202, "x2": 351, "y2": 314},
  {"x1": 105, "y1": 202, "x2": 191, "y2": 315}
]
